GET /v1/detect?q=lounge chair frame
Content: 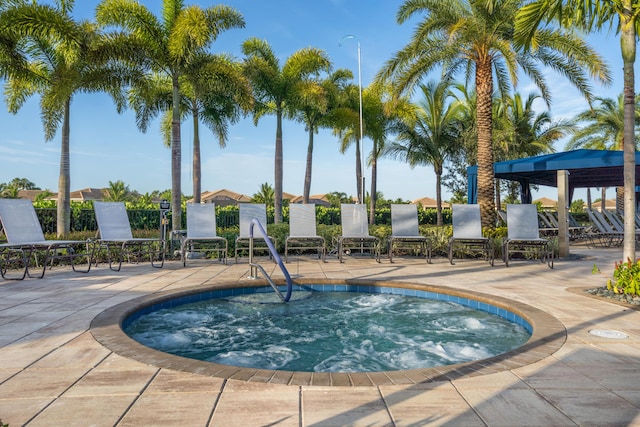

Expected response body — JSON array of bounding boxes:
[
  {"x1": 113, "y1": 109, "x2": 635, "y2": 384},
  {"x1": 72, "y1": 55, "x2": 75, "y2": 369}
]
[
  {"x1": 502, "y1": 204, "x2": 553, "y2": 268},
  {"x1": 235, "y1": 204, "x2": 274, "y2": 263},
  {"x1": 0, "y1": 199, "x2": 94, "y2": 280},
  {"x1": 388, "y1": 204, "x2": 431, "y2": 263},
  {"x1": 586, "y1": 209, "x2": 624, "y2": 247},
  {"x1": 337, "y1": 204, "x2": 380, "y2": 263},
  {"x1": 181, "y1": 203, "x2": 227, "y2": 266},
  {"x1": 94, "y1": 201, "x2": 165, "y2": 271},
  {"x1": 285, "y1": 204, "x2": 326, "y2": 262},
  {"x1": 448, "y1": 204, "x2": 494, "y2": 266}
]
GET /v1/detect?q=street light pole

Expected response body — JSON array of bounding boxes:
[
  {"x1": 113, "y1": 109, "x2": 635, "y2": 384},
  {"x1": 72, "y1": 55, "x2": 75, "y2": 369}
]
[{"x1": 339, "y1": 34, "x2": 365, "y2": 204}]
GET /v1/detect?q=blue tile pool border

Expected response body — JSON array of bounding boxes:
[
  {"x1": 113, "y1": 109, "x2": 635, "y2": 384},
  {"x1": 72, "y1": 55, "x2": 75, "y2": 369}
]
[{"x1": 92, "y1": 278, "x2": 566, "y2": 387}]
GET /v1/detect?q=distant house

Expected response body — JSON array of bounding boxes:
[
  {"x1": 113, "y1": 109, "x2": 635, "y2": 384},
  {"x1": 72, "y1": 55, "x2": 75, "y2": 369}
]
[
  {"x1": 412, "y1": 196, "x2": 450, "y2": 209},
  {"x1": 18, "y1": 187, "x2": 106, "y2": 202},
  {"x1": 289, "y1": 194, "x2": 331, "y2": 207},
  {"x1": 17, "y1": 190, "x2": 50, "y2": 201},
  {"x1": 533, "y1": 197, "x2": 557, "y2": 210},
  {"x1": 198, "y1": 189, "x2": 251, "y2": 206},
  {"x1": 69, "y1": 188, "x2": 105, "y2": 202}
]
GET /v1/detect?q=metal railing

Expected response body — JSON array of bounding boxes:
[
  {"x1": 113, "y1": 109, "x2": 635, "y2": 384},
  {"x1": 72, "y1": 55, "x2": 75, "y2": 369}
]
[{"x1": 248, "y1": 218, "x2": 292, "y2": 302}]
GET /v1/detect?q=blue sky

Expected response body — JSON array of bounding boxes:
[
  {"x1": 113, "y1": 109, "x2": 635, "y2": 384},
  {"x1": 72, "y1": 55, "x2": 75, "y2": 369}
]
[{"x1": 0, "y1": 0, "x2": 628, "y2": 202}]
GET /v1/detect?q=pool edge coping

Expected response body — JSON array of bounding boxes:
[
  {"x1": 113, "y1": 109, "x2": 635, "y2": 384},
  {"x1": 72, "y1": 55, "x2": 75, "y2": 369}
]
[{"x1": 90, "y1": 278, "x2": 566, "y2": 387}]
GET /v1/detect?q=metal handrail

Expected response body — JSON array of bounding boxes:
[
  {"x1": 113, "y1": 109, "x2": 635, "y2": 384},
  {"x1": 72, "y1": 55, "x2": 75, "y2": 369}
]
[{"x1": 248, "y1": 218, "x2": 293, "y2": 302}]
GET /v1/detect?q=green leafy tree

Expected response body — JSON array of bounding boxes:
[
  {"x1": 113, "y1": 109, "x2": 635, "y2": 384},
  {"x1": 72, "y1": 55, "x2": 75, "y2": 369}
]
[
  {"x1": 384, "y1": 79, "x2": 463, "y2": 226},
  {"x1": 326, "y1": 191, "x2": 351, "y2": 207},
  {"x1": 242, "y1": 37, "x2": 331, "y2": 223},
  {"x1": 2, "y1": 0, "x2": 134, "y2": 237},
  {"x1": 378, "y1": 0, "x2": 610, "y2": 228},
  {"x1": 97, "y1": 0, "x2": 245, "y2": 231}
]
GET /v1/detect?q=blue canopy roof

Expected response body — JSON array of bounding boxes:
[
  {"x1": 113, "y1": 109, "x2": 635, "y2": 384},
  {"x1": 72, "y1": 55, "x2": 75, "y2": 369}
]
[{"x1": 467, "y1": 149, "x2": 640, "y2": 203}]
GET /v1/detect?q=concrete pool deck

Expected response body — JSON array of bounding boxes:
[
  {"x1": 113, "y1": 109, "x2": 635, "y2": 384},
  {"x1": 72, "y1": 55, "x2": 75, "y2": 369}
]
[{"x1": 1, "y1": 246, "x2": 640, "y2": 426}]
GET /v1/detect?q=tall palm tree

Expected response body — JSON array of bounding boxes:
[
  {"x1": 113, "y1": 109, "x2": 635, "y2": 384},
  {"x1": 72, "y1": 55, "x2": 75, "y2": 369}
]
[
  {"x1": 384, "y1": 79, "x2": 463, "y2": 226},
  {"x1": 516, "y1": 0, "x2": 637, "y2": 260},
  {"x1": 96, "y1": 0, "x2": 245, "y2": 231},
  {"x1": 332, "y1": 83, "x2": 365, "y2": 203},
  {"x1": 242, "y1": 37, "x2": 331, "y2": 223},
  {"x1": 1, "y1": 0, "x2": 134, "y2": 237},
  {"x1": 378, "y1": 0, "x2": 610, "y2": 228},
  {"x1": 362, "y1": 83, "x2": 412, "y2": 225},
  {"x1": 128, "y1": 53, "x2": 253, "y2": 203},
  {"x1": 294, "y1": 68, "x2": 352, "y2": 204}
]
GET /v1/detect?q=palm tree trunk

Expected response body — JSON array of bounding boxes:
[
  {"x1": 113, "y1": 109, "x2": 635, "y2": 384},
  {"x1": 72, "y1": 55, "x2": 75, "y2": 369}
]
[
  {"x1": 274, "y1": 108, "x2": 283, "y2": 223},
  {"x1": 355, "y1": 136, "x2": 363, "y2": 203},
  {"x1": 621, "y1": 7, "x2": 636, "y2": 261},
  {"x1": 435, "y1": 162, "x2": 443, "y2": 226},
  {"x1": 369, "y1": 153, "x2": 377, "y2": 225},
  {"x1": 171, "y1": 74, "x2": 182, "y2": 231},
  {"x1": 192, "y1": 105, "x2": 201, "y2": 204},
  {"x1": 303, "y1": 129, "x2": 314, "y2": 204},
  {"x1": 495, "y1": 179, "x2": 502, "y2": 213},
  {"x1": 476, "y1": 58, "x2": 496, "y2": 229},
  {"x1": 436, "y1": 172, "x2": 443, "y2": 227},
  {"x1": 57, "y1": 98, "x2": 71, "y2": 238}
]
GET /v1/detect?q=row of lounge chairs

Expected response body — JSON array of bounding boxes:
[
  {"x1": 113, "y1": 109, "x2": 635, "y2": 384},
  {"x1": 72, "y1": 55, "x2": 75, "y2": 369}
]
[{"x1": 1, "y1": 200, "x2": 558, "y2": 280}]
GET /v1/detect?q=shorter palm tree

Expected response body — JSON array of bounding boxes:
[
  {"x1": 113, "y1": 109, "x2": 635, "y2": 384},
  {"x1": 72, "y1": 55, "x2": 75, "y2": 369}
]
[
  {"x1": 252, "y1": 183, "x2": 275, "y2": 208},
  {"x1": 384, "y1": 80, "x2": 462, "y2": 226}
]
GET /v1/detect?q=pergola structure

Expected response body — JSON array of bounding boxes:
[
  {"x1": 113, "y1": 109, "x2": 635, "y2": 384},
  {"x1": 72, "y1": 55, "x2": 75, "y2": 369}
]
[{"x1": 466, "y1": 149, "x2": 640, "y2": 257}]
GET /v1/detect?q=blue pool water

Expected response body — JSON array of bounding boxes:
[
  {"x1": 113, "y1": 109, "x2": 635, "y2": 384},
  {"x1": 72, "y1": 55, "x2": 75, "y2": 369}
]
[{"x1": 125, "y1": 290, "x2": 531, "y2": 373}]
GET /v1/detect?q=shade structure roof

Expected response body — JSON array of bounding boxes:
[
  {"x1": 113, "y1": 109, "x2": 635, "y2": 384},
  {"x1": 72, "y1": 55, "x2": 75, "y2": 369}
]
[{"x1": 467, "y1": 149, "x2": 640, "y2": 203}]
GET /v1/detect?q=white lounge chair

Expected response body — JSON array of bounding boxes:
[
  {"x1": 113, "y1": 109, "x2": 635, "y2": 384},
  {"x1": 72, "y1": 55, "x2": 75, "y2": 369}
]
[
  {"x1": 0, "y1": 199, "x2": 94, "y2": 279},
  {"x1": 235, "y1": 203, "x2": 274, "y2": 263},
  {"x1": 502, "y1": 204, "x2": 553, "y2": 268},
  {"x1": 337, "y1": 204, "x2": 380, "y2": 263},
  {"x1": 448, "y1": 204, "x2": 494, "y2": 265},
  {"x1": 94, "y1": 201, "x2": 165, "y2": 271},
  {"x1": 285, "y1": 204, "x2": 326, "y2": 262},
  {"x1": 388, "y1": 204, "x2": 431, "y2": 263},
  {"x1": 180, "y1": 203, "x2": 227, "y2": 266}
]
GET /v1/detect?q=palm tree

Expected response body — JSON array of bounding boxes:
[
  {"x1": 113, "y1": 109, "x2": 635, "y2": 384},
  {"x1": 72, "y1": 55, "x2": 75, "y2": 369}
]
[
  {"x1": 242, "y1": 37, "x2": 331, "y2": 223},
  {"x1": 1, "y1": 0, "x2": 133, "y2": 237},
  {"x1": 96, "y1": 0, "x2": 245, "y2": 231},
  {"x1": 362, "y1": 83, "x2": 412, "y2": 225},
  {"x1": 516, "y1": 0, "x2": 637, "y2": 260},
  {"x1": 103, "y1": 180, "x2": 133, "y2": 202},
  {"x1": 494, "y1": 92, "x2": 571, "y2": 206},
  {"x1": 128, "y1": 53, "x2": 253, "y2": 203},
  {"x1": 567, "y1": 94, "x2": 640, "y2": 152},
  {"x1": 384, "y1": 79, "x2": 463, "y2": 226},
  {"x1": 332, "y1": 83, "x2": 366, "y2": 203},
  {"x1": 378, "y1": 0, "x2": 610, "y2": 228},
  {"x1": 294, "y1": 68, "x2": 352, "y2": 204},
  {"x1": 251, "y1": 182, "x2": 274, "y2": 208},
  {"x1": 566, "y1": 93, "x2": 640, "y2": 210}
]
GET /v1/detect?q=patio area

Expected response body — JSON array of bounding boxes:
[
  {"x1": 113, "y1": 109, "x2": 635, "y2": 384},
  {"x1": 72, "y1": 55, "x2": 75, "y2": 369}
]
[{"x1": 1, "y1": 247, "x2": 640, "y2": 426}]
